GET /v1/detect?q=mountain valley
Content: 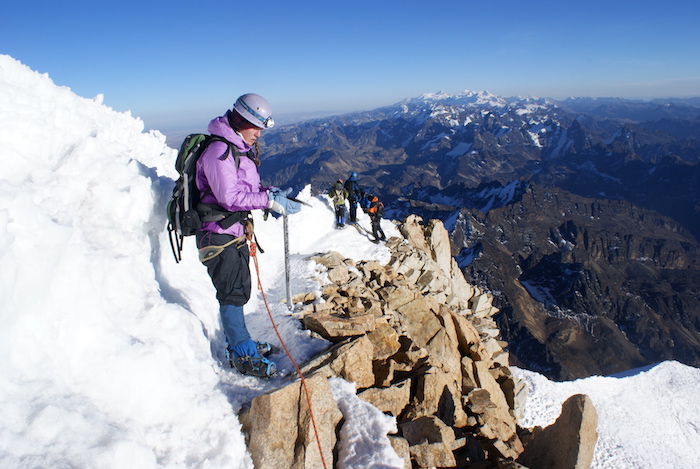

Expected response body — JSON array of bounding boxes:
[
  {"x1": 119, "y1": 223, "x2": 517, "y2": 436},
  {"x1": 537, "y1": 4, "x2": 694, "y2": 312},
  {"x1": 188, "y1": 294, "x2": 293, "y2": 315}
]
[{"x1": 259, "y1": 91, "x2": 700, "y2": 380}]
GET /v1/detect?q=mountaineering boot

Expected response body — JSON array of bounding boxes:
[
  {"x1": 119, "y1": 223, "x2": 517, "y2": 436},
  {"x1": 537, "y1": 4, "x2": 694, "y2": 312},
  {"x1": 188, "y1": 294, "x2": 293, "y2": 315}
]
[
  {"x1": 255, "y1": 341, "x2": 275, "y2": 357},
  {"x1": 226, "y1": 340, "x2": 275, "y2": 358},
  {"x1": 231, "y1": 354, "x2": 277, "y2": 377},
  {"x1": 226, "y1": 339, "x2": 278, "y2": 377}
]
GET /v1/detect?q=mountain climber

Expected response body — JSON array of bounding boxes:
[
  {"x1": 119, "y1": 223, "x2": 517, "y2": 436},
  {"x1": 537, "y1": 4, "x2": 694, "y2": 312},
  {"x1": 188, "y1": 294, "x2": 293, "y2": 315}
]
[
  {"x1": 344, "y1": 172, "x2": 361, "y2": 223},
  {"x1": 195, "y1": 93, "x2": 300, "y2": 378},
  {"x1": 367, "y1": 195, "x2": 386, "y2": 242},
  {"x1": 329, "y1": 180, "x2": 349, "y2": 228},
  {"x1": 359, "y1": 189, "x2": 371, "y2": 213}
]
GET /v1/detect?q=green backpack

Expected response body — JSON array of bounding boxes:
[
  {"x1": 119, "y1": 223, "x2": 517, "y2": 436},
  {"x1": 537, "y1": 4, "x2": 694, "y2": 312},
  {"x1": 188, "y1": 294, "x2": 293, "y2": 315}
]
[{"x1": 166, "y1": 134, "x2": 250, "y2": 263}]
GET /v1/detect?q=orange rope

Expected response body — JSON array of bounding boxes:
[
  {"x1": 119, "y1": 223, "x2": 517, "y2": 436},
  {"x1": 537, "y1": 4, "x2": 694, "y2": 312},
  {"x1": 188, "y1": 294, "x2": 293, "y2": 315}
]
[{"x1": 248, "y1": 236, "x2": 328, "y2": 469}]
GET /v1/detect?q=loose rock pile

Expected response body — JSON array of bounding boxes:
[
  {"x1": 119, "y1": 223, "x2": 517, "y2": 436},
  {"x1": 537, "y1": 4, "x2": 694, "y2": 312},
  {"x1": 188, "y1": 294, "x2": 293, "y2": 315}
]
[{"x1": 239, "y1": 215, "x2": 597, "y2": 468}]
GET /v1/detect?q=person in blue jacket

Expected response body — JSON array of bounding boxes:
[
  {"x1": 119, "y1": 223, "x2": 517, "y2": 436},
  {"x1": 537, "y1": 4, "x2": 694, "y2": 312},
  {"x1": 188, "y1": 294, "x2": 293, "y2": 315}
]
[
  {"x1": 344, "y1": 172, "x2": 361, "y2": 223},
  {"x1": 195, "y1": 93, "x2": 300, "y2": 377}
]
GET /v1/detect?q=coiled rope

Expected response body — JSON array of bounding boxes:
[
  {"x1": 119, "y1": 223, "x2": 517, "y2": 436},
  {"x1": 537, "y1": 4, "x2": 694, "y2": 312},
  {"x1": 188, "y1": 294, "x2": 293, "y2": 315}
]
[{"x1": 247, "y1": 231, "x2": 328, "y2": 469}]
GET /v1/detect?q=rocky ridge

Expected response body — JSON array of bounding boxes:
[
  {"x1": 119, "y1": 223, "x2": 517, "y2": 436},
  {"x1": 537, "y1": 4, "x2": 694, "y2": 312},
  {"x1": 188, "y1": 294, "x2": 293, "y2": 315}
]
[{"x1": 239, "y1": 216, "x2": 597, "y2": 468}]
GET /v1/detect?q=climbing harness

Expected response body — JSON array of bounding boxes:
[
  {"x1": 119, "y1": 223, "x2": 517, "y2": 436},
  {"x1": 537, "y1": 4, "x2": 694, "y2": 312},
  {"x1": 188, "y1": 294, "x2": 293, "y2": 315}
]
[{"x1": 198, "y1": 234, "x2": 245, "y2": 262}]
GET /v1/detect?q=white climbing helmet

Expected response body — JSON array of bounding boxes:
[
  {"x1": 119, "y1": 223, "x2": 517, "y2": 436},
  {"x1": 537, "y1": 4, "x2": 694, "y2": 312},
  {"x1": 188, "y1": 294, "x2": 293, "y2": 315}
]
[{"x1": 233, "y1": 93, "x2": 274, "y2": 129}]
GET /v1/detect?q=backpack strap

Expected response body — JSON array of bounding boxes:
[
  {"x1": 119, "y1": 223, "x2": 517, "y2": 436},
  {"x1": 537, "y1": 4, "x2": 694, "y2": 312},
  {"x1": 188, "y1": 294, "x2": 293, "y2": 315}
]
[
  {"x1": 208, "y1": 135, "x2": 259, "y2": 169},
  {"x1": 196, "y1": 135, "x2": 254, "y2": 229}
]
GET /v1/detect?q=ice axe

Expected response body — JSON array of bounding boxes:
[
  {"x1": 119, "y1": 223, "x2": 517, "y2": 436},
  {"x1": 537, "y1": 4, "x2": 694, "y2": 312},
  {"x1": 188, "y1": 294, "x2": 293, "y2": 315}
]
[
  {"x1": 282, "y1": 196, "x2": 311, "y2": 311},
  {"x1": 284, "y1": 213, "x2": 293, "y2": 310}
]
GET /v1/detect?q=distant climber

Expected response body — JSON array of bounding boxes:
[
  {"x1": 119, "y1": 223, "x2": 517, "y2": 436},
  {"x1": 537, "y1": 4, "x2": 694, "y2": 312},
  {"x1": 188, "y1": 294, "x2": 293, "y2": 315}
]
[
  {"x1": 329, "y1": 180, "x2": 349, "y2": 228},
  {"x1": 344, "y1": 172, "x2": 361, "y2": 223},
  {"x1": 359, "y1": 189, "x2": 371, "y2": 213},
  {"x1": 367, "y1": 195, "x2": 386, "y2": 242}
]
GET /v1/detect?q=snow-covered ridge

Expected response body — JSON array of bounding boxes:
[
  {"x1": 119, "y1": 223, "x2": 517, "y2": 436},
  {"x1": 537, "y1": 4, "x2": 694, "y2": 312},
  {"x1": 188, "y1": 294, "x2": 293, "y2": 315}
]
[{"x1": 394, "y1": 90, "x2": 556, "y2": 128}]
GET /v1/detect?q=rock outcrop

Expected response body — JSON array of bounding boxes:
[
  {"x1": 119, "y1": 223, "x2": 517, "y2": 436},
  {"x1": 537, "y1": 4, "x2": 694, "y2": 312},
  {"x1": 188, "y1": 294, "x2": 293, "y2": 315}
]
[
  {"x1": 517, "y1": 394, "x2": 598, "y2": 469},
  {"x1": 239, "y1": 215, "x2": 597, "y2": 468}
]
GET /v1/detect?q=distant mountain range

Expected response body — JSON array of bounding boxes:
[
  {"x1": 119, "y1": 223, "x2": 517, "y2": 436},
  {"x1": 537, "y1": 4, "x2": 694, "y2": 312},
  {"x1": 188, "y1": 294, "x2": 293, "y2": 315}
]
[{"x1": 259, "y1": 91, "x2": 700, "y2": 380}]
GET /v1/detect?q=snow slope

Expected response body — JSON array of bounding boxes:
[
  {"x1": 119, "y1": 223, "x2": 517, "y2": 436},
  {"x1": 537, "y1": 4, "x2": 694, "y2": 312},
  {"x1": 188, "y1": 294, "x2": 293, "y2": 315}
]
[
  {"x1": 1, "y1": 54, "x2": 699, "y2": 468},
  {"x1": 515, "y1": 362, "x2": 700, "y2": 469}
]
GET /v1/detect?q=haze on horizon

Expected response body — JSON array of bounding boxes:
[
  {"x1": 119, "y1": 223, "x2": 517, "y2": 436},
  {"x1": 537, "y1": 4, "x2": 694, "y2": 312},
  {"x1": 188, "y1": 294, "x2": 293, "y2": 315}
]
[{"x1": 2, "y1": 0, "x2": 698, "y2": 133}]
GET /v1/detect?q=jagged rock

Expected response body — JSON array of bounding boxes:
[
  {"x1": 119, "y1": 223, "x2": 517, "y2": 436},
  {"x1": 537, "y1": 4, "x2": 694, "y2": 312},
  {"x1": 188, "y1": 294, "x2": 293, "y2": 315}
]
[
  {"x1": 400, "y1": 215, "x2": 432, "y2": 253},
  {"x1": 512, "y1": 376, "x2": 529, "y2": 423},
  {"x1": 397, "y1": 297, "x2": 442, "y2": 348},
  {"x1": 447, "y1": 257, "x2": 476, "y2": 307},
  {"x1": 378, "y1": 284, "x2": 417, "y2": 310},
  {"x1": 391, "y1": 336, "x2": 430, "y2": 373},
  {"x1": 394, "y1": 251, "x2": 429, "y2": 285},
  {"x1": 301, "y1": 336, "x2": 375, "y2": 389},
  {"x1": 470, "y1": 292, "x2": 500, "y2": 318},
  {"x1": 461, "y1": 356, "x2": 479, "y2": 392},
  {"x1": 467, "y1": 388, "x2": 496, "y2": 414},
  {"x1": 292, "y1": 291, "x2": 316, "y2": 305},
  {"x1": 364, "y1": 297, "x2": 384, "y2": 317},
  {"x1": 472, "y1": 360, "x2": 517, "y2": 442},
  {"x1": 327, "y1": 263, "x2": 351, "y2": 285},
  {"x1": 400, "y1": 415, "x2": 458, "y2": 468},
  {"x1": 438, "y1": 307, "x2": 460, "y2": 352},
  {"x1": 416, "y1": 265, "x2": 451, "y2": 298},
  {"x1": 425, "y1": 328, "x2": 462, "y2": 378},
  {"x1": 402, "y1": 367, "x2": 468, "y2": 428},
  {"x1": 449, "y1": 310, "x2": 482, "y2": 355},
  {"x1": 309, "y1": 250, "x2": 347, "y2": 269},
  {"x1": 301, "y1": 312, "x2": 375, "y2": 341},
  {"x1": 239, "y1": 372, "x2": 342, "y2": 469},
  {"x1": 366, "y1": 319, "x2": 402, "y2": 360},
  {"x1": 358, "y1": 379, "x2": 412, "y2": 417},
  {"x1": 387, "y1": 435, "x2": 412, "y2": 469},
  {"x1": 491, "y1": 432, "x2": 525, "y2": 460},
  {"x1": 426, "y1": 219, "x2": 453, "y2": 273},
  {"x1": 373, "y1": 358, "x2": 397, "y2": 387},
  {"x1": 518, "y1": 394, "x2": 598, "y2": 469}
]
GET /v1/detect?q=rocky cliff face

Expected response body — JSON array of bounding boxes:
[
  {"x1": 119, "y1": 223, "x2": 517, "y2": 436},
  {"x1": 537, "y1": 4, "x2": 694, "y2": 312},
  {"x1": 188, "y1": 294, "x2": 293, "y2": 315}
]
[
  {"x1": 453, "y1": 184, "x2": 700, "y2": 380},
  {"x1": 239, "y1": 216, "x2": 597, "y2": 468}
]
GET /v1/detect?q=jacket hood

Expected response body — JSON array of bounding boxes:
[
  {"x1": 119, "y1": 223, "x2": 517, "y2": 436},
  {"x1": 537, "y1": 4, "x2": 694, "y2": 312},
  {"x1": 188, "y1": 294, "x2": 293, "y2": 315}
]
[{"x1": 207, "y1": 112, "x2": 249, "y2": 152}]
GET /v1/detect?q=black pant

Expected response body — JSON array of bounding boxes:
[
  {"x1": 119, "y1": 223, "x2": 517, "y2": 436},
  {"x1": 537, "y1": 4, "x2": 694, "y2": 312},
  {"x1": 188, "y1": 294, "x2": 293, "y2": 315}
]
[
  {"x1": 371, "y1": 217, "x2": 385, "y2": 241},
  {"x1": 196, "y1": 231, "x2": 251, "y2": 306},
  {"x1": 348, "y1": 198, "x2": 357, "y2": 222}
]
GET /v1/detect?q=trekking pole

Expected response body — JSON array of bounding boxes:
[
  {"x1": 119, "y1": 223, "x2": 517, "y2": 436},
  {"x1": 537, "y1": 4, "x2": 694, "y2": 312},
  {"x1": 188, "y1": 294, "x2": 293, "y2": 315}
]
[{"x1": 284, "y1": 214, "x2": 293, "y2": 311}]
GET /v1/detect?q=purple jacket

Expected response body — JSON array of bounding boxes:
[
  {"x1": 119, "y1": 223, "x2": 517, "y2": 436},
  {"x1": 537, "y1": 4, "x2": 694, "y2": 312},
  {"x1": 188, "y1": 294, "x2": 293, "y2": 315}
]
[{"x1": 195, "y1": 113, "x2": 269, "y2": 237}]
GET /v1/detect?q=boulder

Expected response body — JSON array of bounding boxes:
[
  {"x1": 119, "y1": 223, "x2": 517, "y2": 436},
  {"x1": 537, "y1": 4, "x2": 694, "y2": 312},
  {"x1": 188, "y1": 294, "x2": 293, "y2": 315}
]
[
  {"x1": 358, "y1": 379, "x2": 412, "y2": 417},
  {"x1": 301, "y1": 312, "x2": 375, "y2": 341},
  {"x1": 239, "y1": 373, "x2": 342, "y2": 469},
  {"x1": 518, "y1": 394, "x2": 598, "y2": 469},
  {"x1": 400, "y1": 415, "x2": 457, "y2": 468},
  {"x1": 301, "y1": 336, "x2": 376, "y2": 389}
]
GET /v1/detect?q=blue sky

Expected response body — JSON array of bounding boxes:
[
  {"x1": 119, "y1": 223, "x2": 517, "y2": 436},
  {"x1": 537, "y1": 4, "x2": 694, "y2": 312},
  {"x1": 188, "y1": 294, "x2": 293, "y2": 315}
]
[{"x1": 2, "y1": 0, "x2": 699, "y2": 133}]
